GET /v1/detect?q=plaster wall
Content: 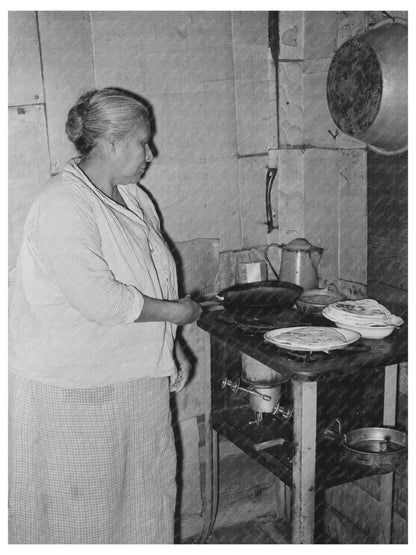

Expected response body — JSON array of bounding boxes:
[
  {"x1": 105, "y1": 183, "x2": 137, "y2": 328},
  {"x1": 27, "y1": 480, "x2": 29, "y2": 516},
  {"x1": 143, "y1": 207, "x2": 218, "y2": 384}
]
[
  {"x1": 8, "y1": 10, "x2": 274, "y2": 540},
  {"x1": 8, "y1": 10, "x2": 407, "y2": 542},
  {"x1": 9, "y1": 11, "x2": 273, "y2": 273}
]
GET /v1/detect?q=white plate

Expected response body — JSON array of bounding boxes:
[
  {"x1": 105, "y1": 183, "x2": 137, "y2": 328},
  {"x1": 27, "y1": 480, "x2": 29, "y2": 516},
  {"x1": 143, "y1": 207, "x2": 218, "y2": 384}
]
[
  {"x1": 333, "y1": 321, "x2": 395, "y2": 339},
  {"x1": 322, "y1": 301, "x2": 404, "y2": 328},
  {"x1": 322, "y1": 311, "x2": 397, "y2": 339},
  {"x1": 264, "y1": 326, "x2": 361, "y2": 352}
]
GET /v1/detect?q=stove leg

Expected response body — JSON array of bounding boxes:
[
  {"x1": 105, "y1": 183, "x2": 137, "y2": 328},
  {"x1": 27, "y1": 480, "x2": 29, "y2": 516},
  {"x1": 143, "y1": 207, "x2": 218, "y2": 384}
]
[
  {"x1": 275, "y1": 478, "x2": 291, "y2": 522},
  {"x1": 291, "y1": 380, "x2": 317, "y2": 544},
  {"x1": 379, "y1": 364, "x2": 398, "y2": 544},
  {"x1": 198, "y1": 330, "x2": 220, "y2": 544}
]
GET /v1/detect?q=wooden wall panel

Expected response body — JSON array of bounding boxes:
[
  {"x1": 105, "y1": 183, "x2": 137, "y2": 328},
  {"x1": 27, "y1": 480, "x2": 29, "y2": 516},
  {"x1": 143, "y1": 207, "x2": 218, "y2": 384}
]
[
  {"x1": 8, "y1": 12, "x2": 44, "y2": 106},
  {"x1": 8, "y1": 105, "x2": 50, "y2": 269},
  {"x1": 303, "y1": 11, "x2": 338, "y2": 60},
  {"x1": 89, "y1": 12, "x2": 248, "y2": 251},
  {"x1": 232, "y1": 11, "x2": 269, "y2": 156},
  {"x1": 278, "y1": 62, "x2": 303, "y2": 147},
  {"x1": 302, "y1": 59, "x2": 334, "y2": 147},
  {"x1": 37, "y1": 11, "x2": 95, "y2": 173},
  {"x1": 279, "y1": 59, "x2": 364, "y2": 150},
  {"x1": 367, "y1": 150, "x2": 408, "y2": 307},
  {"x1": 338, "y1": 149, "x2": 367, "y2": 284},
  {"x1": 238, "y1": 155, "x2": 269, "y2": 248},
  {"x1": 278, "y1": 11, "x2": 304, "y2": 60},
  {"x1": 234, "y1": 79, "x2": 269, "y2": 156},
  {"x1": 337, "y1": 11, "x2": 369, "y2": 47},
  {"x1": 276, "y1": 149, "x2": 305, "y2": 244},
  {"x1": 159, "y1": 158, "x2": 241, "y2": 251},
  {"x1": 173, "y1": 418, "x2": 202, "y2": 518},
  {"x1": 91, "y1": 11, "x2": 233, "y2": 94},
  {"x1": 303, "y1": 149, "x2": 339, "y2": 284}
]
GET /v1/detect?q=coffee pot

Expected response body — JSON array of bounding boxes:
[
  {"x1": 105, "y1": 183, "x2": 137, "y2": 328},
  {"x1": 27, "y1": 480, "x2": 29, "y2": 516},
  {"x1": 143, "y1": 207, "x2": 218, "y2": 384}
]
[{"x1": 265, "y1": 238, "x2": 324, "y2": 290}]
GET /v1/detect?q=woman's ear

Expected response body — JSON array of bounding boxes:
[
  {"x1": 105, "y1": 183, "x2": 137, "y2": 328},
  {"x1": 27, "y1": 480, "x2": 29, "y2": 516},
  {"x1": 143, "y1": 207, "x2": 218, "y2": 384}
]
[{"x1": 102, "y1": 136, "x2": 117, "y2": 157}]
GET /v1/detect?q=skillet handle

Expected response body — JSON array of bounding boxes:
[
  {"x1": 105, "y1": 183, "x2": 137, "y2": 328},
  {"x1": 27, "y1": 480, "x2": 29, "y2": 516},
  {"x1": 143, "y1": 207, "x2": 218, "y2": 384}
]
[
  {"x1": 264, "y1": 243, "x2": 280, "y2": 280},
  {"x1": 341, "y1": 342, "x2": 370, "y2": 353}
]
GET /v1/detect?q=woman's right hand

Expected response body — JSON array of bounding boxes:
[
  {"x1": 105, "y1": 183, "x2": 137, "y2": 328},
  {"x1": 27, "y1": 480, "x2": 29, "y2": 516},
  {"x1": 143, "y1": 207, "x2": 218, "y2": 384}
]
[
  {"x1": 174, "y1": 296, "x2": 203, "y2": 325},
  {"x1": 135, "y1": 294, "x2": 202, "y2": 325}
]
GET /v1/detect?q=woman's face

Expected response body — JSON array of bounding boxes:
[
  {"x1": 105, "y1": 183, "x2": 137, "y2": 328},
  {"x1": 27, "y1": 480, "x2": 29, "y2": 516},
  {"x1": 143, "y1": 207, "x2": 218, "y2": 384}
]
[{"x1": 111, "y1": 122, "x2": 153, "y2": 185}]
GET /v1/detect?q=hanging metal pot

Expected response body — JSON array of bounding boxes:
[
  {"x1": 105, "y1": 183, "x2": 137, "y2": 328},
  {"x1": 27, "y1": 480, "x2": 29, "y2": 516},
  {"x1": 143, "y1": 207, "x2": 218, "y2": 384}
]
[
  {"x1": 323, "y1": 418, "x2": 407, "y2": 471},
  {"x1": 327, "y1": 19, "x2": 408, "y2": 155}
]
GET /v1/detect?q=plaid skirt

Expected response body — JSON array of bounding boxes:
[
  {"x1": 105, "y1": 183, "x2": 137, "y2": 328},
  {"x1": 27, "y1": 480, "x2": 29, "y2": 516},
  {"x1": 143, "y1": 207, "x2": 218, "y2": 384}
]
[{"x1": 9, "y1": 372, "x2": 177, "y2": 544}]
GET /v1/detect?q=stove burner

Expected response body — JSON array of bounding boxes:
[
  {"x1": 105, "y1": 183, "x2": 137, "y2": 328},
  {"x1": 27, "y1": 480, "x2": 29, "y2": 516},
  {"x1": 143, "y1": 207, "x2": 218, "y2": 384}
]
[
  {"x1": 217, "y1": 309, "x2": 303, "y2": 334},
  {"x1": 215, "y1": 309, "x2": 368, "y2": 361},
  {"x1": 262, "y1": 343, "x2": 335, "y2": 362}
]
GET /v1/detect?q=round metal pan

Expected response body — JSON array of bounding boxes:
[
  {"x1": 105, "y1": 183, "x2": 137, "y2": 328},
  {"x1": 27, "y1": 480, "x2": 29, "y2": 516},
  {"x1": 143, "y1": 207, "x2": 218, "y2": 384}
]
[
  {"x1": 296, "y1": 284, "x2": 346, "y2": 315},
  {"x1": 342, "y1": 427, "x2": 407, "y2": 469},
  {"x1": 216, "y1": 280, "x2": 303, "y2": 316},
  {"x1": 323, "y1": 419, "x2": 407, "y2": 471}
]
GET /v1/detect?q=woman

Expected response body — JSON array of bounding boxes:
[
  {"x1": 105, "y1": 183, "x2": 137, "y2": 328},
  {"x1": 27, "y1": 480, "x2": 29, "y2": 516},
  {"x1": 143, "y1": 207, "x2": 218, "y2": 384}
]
[{"x1": 8, "y1": 87, "x2": 202, "y2": 544}]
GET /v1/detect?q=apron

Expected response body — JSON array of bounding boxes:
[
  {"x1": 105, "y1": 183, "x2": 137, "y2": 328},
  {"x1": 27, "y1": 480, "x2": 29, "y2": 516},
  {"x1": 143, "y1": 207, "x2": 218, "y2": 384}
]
[{"x1": 9, "y1": 372, "x2": 176, "y2": 544}]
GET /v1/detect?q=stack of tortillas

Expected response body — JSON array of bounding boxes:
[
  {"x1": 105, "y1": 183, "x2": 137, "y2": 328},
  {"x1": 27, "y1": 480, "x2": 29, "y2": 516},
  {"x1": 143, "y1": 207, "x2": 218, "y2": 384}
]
[
  {"x1": 323, "y1": 299, "x2": 404, "y2": 328},
  {"x1": 275, "y1": 326, "x2": 348, "y2": 348}
]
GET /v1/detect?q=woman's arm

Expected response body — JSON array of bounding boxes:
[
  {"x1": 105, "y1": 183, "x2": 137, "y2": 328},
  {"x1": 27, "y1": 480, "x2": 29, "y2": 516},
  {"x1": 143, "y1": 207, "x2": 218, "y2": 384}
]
[
  {"x1": 35, "y1": 188, "x2": 202, "y2": 327},
  {"x1": 169, "y1": 335, "x2": 193, "y2": 392},
  {"x1": 135, "y1": 295, "x2": 202, "y2": 325}
]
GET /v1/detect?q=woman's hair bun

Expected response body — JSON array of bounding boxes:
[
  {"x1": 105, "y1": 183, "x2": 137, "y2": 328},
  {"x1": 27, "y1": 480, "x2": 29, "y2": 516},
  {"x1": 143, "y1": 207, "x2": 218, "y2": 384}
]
[
  {"x1": 65, "y1": 87, "x2": 150, "y2": 156},
  {"x1": 65, "y1": 90, "x2": 97, "y2": 145}
]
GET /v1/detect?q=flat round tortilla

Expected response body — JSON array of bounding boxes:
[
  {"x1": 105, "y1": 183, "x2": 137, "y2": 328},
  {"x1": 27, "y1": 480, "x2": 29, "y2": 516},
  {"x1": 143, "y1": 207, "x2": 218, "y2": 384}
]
[{"x1": 275, "y1": 326, "x2": 347, "y2": 348}]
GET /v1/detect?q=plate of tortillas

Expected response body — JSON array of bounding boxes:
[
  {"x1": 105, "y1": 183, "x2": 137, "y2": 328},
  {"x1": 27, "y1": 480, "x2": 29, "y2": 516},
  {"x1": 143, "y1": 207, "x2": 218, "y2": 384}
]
[
  {"x1": 264, "y1": 326, "x2": 361, "y2": 352},
  {"x1": 322, "y1": 299, "x2": 404, "y2": 339}
]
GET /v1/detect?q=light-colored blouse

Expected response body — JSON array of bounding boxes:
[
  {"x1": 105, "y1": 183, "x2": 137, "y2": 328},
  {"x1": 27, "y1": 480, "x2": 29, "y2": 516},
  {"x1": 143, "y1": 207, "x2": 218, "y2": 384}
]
[{"x1": 9, "y1": 159, "x2": 178, "y2": 387}]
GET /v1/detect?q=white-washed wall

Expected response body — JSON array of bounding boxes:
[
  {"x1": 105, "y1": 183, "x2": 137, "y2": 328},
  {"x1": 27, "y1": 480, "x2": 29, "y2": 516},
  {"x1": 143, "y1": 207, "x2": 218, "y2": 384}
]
[
  {"x1": 277, "y1": 11, "x2": 368, "y2": 296},
  {"x1": 8, "y1": 10, "x2": 407, "y2": 542},
  {"x1": 8, "y1": 11, "x2": 274, "y2": 540}
]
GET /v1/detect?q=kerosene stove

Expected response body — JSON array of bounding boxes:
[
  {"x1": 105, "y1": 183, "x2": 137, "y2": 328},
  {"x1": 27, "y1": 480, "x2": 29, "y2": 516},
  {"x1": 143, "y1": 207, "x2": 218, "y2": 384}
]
[{"x1": 221, "y1": 353, "x2": 292, "y2": 425}]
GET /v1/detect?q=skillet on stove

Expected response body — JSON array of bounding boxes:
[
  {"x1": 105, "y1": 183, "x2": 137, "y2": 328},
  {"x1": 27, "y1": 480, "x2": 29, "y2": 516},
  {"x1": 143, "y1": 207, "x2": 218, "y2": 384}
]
[{"x1": 216, "y1": 280, "x2": 303, "y2": 316}]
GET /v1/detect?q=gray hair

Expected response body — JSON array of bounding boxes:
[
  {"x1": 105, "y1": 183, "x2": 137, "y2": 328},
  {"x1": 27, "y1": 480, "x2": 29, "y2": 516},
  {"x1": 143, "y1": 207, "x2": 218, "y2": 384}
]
[{"x1": 66, "y1": 87, "x2": 150, "y2": 156}]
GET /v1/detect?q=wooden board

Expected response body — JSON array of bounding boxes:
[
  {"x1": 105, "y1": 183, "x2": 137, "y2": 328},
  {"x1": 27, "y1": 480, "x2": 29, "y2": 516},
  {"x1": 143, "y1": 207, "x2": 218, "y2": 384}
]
[
  {"x1": 238, "y1": 156, "x2": 270, "y2": 247},
  {"x1": 8, "y1": 105, "x2": 51, "y2": 269},
  {"x1": 278, "y1": 12, "x2": 304, "y2": 60},
  {"x1": 303, "y1": 149, "x2": 338, "y2": 283},
  {"x1": 173, "y1": 417, "x2": 202, "y2": 516},
  {"x1": 8, "y1": 12, "x2": 44, "y2": 106},
  {"x1": 338, "y1": 149, "x2": 367, "y2": 284},
  {"x1": 37, "y1": 11, "x2": 95, "y2": 173},
  {"x1": 367, "y1": 150, "x2": 408, "y2": 307},
  {"x1": 303, "y1": 11, "x2": 338, "y2": 60}
]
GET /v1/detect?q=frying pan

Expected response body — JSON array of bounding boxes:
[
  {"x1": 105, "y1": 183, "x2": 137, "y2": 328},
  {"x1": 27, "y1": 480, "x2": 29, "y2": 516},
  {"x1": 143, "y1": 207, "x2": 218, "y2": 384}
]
[{"x1": 216, "y1": 280, "x2": 303, "y2": 316}]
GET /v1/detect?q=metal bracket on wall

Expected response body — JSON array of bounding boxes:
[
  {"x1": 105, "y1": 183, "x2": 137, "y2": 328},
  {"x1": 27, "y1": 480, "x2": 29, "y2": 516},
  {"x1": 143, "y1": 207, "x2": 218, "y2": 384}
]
[{"x1": 265, "y1": 167, "x2": 278, "y2": 233}]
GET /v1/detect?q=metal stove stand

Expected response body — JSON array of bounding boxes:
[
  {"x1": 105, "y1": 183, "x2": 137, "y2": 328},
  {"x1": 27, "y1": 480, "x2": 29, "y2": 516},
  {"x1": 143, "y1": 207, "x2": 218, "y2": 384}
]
[{"x1": 197, "y1": 310, "x2": 407, "y2": 544}]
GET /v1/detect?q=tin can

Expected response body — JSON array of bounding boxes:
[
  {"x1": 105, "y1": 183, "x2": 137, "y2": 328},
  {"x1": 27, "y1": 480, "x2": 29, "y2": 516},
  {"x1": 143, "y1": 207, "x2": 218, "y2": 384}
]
[{"x1": 237, "y1": 262, "x2": 268, "y2": 284}]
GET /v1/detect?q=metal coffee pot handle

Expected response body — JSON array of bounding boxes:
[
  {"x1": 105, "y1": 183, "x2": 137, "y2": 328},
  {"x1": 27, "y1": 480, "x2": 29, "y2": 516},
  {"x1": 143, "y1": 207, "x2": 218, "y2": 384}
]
[
  {"x1": 310, "y1": 246, "x2": 324, "y2": 270},
  {"x1": 264, "y1": 243, "x2": 281, "y2": 280}
]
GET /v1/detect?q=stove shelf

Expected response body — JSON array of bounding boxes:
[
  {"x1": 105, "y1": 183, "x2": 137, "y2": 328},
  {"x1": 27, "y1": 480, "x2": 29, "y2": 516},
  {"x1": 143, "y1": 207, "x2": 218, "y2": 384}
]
[
  {"x1": 198, "y1": 310, "x2": 407, "y2": 543},
  {"x1": 212, "y1": 405, "x2": 398, "y2": 490}
]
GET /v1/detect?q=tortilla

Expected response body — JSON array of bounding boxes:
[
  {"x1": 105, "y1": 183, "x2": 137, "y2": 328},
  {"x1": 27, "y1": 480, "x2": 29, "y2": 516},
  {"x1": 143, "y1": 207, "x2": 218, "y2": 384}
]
[{"x1": 276, "y1": 326, "x2": 346, "y2": 347}]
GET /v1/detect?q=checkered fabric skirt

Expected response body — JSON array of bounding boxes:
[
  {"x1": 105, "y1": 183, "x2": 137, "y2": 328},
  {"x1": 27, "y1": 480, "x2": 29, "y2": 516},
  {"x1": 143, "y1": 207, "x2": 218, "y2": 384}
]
[{"x1": 9, "y1": 372, "x2": 177, "y2": 544}]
